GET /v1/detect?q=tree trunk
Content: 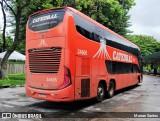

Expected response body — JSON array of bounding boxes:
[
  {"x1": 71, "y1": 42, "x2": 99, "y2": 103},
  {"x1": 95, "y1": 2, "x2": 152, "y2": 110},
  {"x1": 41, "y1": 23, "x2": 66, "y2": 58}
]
[
  {"x1": 0, "y1": 0, "x2": 7, "y2": 79},
  {"x1": 0, "y1": 60, "x2": 7, "y2": 79},
  {"x1": 0, "y1": 48, "x2": 16, "y2": 79},
  {"x1": 0, "y1": 0, "x2": 6, "y2": 52}
]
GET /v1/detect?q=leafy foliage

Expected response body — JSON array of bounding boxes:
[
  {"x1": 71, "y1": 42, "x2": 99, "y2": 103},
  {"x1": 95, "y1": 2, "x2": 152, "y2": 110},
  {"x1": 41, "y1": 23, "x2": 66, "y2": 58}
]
[
  {"x1": 17, "y1": 0, "x2": 135, "y2": 45},
  {"x1": 0, "y1": 33, "x2": 13, "y2": 51},
  {"x1": 127, "y1": 35, "x2": 160, "y2": 56},
  {"x1": 61, "y1": 0, "x2": 135, "y2": 36}
]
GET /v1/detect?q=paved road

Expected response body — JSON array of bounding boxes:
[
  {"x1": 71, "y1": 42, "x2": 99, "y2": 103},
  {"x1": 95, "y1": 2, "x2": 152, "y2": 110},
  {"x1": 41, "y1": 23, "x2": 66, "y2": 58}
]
[{"x1": 0, "y1": 74, "x2": 160, "y2": 121}]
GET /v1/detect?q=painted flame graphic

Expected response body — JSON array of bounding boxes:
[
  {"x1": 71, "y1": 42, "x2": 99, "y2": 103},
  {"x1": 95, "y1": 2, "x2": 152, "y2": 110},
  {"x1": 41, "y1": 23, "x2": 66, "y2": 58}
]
[{"x1": 93, "y1": 38, "x2": 111, "y2": 60}]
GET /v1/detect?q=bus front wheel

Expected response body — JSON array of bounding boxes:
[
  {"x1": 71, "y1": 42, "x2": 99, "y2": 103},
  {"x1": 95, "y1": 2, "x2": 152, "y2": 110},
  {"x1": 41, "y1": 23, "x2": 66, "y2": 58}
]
[
  {"x1": 96, "y1": 83, "x2": 105, "y2": 102},
  {"x1": 107, "y1": 81, "x2": 115, "y2": 98}
]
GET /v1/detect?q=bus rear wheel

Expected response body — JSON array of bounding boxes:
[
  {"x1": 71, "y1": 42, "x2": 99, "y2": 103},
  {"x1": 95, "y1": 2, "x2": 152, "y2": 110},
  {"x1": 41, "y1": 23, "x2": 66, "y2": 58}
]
[
  {"x1": 96, "y1": 83, "x2": 105, "y2": 102},
  {"x1": 107, "y1": 81, "x2": 115, "y2": 98}
]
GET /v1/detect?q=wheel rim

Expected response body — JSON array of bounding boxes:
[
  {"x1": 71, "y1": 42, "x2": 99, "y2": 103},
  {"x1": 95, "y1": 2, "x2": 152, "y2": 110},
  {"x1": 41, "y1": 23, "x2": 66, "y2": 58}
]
[{"x1": 98, "y1": 86, "x2": 104, "y2": 99}]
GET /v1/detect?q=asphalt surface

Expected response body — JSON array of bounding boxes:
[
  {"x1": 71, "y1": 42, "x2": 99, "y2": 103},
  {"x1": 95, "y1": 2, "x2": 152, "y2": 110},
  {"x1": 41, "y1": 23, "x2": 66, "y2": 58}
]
[{"x1": 0, "y1": 74, "x2": 160, "y2": 121}]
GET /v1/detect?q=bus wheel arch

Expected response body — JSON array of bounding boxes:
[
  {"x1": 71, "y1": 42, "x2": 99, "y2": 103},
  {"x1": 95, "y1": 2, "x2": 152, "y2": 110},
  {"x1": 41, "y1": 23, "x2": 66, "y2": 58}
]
[
  {"x1": 107, "y1": 79, "x2": 116, "y2": 98},
  {"x1": 96, "y1": 80, "x2": 107, "y2": 102}
]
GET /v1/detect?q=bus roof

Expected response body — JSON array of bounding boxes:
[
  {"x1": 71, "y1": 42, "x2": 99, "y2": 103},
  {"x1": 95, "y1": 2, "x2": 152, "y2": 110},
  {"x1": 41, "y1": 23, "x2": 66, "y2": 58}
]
[
  {"x1": 29, "y1": 6, "x2": 139, "y2": 50},
  {"x1": 67, "y1": 7, "x2": 139, "y2": 50}
]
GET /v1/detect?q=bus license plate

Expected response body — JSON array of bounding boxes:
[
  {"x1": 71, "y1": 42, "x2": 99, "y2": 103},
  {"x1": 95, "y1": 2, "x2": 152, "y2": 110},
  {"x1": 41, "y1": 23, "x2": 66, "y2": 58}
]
[{"x1": 39, "y1": 93, "x2": 46, "y2": 98}]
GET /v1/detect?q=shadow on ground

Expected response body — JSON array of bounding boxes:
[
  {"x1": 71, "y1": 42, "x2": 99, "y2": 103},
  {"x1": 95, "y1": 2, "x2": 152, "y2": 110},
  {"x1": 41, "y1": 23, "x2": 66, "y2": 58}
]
[{"x1": 27, "y1": 84, "x2": 140, "y2": 112}]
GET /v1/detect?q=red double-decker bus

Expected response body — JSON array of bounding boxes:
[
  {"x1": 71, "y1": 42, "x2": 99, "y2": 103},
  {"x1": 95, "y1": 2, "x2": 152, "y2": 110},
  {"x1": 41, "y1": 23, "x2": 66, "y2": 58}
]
[{"x1": 25, "y1": 7, "x2": 143, "y2": 102}]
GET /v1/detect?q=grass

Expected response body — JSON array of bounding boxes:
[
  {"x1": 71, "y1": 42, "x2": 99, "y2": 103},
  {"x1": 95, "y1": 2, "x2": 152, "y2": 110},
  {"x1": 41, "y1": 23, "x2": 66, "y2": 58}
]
[{"x1": 0, "y1": 74, "x2": 25, "y2": 88}]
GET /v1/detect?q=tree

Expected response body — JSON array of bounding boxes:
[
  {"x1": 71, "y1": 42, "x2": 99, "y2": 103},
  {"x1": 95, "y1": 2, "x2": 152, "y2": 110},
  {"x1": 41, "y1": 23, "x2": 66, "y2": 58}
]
[
  {"x1": 15, "y1": 0, "x2": 53, "y2": 45},
  {"x1": 18, "y1": 0, "x2": 135, "y2": 43},
  {"x1": 83, "y1": 0, "x2": 134, "y2": 36},
  {"x1": 55, "y1": 0, "x2": 135, "y2": 36},
  {"x1": 0, "y1": 0, "x2": 31, "y2": 79},
  {"x1": 0, "y1": 0, "x2": 6, "y2": 52},
  {"x1": 126, "y1": 35, "x2": 160, "y2": 56}
]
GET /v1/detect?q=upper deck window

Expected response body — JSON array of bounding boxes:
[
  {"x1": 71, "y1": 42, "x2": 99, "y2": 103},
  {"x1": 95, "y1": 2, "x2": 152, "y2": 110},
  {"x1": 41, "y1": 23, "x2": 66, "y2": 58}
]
[{"x1": 28, "y1": 9, "x2": 65, "y2": 31}]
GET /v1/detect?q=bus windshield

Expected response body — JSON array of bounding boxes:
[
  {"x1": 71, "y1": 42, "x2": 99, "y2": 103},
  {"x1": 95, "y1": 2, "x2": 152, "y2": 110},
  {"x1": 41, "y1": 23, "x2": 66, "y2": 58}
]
[{"x1": 28, "y1": 9, "x2": 65, "y2": 31}]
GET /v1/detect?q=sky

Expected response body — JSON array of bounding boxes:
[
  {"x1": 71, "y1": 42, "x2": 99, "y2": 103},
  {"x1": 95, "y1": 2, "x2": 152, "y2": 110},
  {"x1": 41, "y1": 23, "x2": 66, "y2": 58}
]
[
  {"x1": 0, "y1": 0, "x2": 160, "y2": 40},
  {"x1": 128, "y1": 0, "x2": 160, "y2": 40}
]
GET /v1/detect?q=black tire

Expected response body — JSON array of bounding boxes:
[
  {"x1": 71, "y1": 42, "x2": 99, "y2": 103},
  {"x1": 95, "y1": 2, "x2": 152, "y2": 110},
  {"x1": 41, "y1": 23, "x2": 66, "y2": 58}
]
[
  {"x1": 96, "y1": 83, "x2": 105, "y2": 102},
  {"x1": 107, "y1": 81, "x2": 115, "y2": 98}
]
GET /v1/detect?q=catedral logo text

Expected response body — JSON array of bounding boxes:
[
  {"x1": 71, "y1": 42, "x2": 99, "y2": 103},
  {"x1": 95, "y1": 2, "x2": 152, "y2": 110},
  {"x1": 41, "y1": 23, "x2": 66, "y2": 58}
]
[
  {"x1": 32, "y1": 14, "x2": 58, "y2": 23},
  {"x1": 113, "y1": 51, "x2": 133, "y2": 63}
]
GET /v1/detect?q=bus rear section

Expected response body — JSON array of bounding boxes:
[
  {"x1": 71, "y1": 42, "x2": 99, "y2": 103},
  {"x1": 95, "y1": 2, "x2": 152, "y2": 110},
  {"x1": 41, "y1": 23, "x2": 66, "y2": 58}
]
[{"x1": 25, "y1": 8, "x2": 74, "y2": 101}]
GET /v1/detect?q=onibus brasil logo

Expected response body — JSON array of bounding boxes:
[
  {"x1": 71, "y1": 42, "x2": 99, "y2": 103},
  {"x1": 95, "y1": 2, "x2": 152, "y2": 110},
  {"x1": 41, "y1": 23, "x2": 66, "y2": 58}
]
[{"x1": 93, "y1": 37, "x2": 111, "y2": 60}]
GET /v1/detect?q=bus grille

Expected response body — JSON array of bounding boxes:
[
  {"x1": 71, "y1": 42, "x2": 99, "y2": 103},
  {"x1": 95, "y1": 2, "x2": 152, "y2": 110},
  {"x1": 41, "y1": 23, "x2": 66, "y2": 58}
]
[{"x1": 28, "y1": 47, "x2": 62, "y2": 73}]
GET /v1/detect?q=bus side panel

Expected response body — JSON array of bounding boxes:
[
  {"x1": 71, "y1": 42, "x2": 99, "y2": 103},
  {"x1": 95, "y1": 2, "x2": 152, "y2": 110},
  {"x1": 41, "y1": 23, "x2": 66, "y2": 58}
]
[
  {"x1": 131, "y1": 73, "x2": 139, "y2": 85},
  {"x1": 91, "y1": 59, "x2": 100, "y2": 97},
  {"x1": 109, "y1": 73, "x2": 137, "y2": 91},
  {"x1": 97, "y1": 59, "x2": 109, "y2": 91},
  {"x1": 108, "y1": 74, "x2": 123, "y2": 91},
  {"x1": 127, "y1": 73, "x2": 134, "y2": 86},
  {"x1": 65, "y1": 11, "x2": 77, "y2": 53},
  {"x1": 65, "y1": 11, "x2": 78, "y2": 100},
  {"x1": 64, "y1": 49, "x2": 76, "y2": 100},
  {"x1": 99, "y1": 60, "x2": 106, "y2": 75}
]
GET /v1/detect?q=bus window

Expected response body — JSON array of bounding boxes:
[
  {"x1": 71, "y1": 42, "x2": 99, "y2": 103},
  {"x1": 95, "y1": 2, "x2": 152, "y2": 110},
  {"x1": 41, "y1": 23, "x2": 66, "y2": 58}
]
[{"x1": 28, "y1": 9, "x2": 65, "y2": 31}]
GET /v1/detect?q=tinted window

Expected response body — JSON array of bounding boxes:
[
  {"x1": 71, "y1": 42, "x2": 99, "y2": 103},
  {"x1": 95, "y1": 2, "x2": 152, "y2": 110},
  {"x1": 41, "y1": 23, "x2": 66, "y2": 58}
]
[
  {"x1": 106, "y1": 39, "x2": 140, "y2": 57},
  {"x1": 73, "y1": 13, "x2": 140, "y2": 57},
  {"x1": 28, "y1": 9, "x2": 65, "y2": 31},
  {"x1": 105, "y1": 60, "x2": 139, "y2": 74},
  {"x1": 76, "y1": 25, "x2": 94, "y2": 40},
  {"x1": 74, "y1": 14, "x2": 102, "y2": 42}
]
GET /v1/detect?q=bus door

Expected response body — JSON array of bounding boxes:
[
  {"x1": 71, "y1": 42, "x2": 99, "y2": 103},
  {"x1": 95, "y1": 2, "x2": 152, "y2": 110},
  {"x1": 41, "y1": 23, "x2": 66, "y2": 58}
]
[{"x1": 74, "y1": 56, "x2": 92, "y2": 100}]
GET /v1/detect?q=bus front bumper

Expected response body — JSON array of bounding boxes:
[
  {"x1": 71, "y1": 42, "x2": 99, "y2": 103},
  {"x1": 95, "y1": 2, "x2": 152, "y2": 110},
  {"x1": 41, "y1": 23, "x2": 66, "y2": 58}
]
[{"x1": 25, "y1": 85, "x2": 74, "y2": 102}]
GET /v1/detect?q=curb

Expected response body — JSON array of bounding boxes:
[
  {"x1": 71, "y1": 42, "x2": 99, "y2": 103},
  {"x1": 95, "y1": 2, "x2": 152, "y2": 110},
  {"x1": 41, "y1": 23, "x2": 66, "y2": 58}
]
[{"x1": 144, "y1": 73, "x2": 160, "y2": 77}]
